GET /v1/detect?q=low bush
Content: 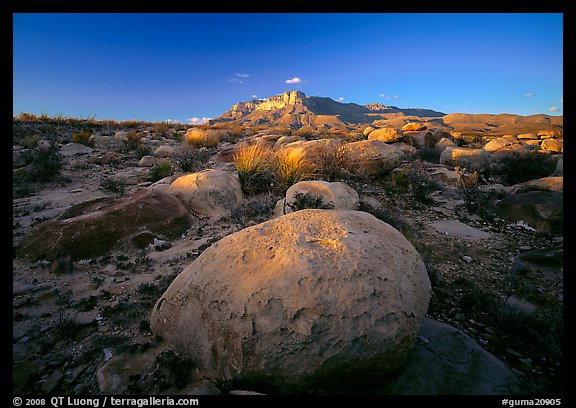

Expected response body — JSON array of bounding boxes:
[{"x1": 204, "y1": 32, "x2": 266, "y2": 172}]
[
  {"x1": 174, "y1": 145, "x2": 212, "y2": 172},
  {"x1": 496, "y1": 151, "x2": 557, "y2": 185},
  {"x1": 71, "y1": 130, "x2": 94, "y2": 147},
  {"x1": 21, "y1": 145, "x2": 64, "y2": 182},
  {"x1": 233, "y1": 143, "x2": 275, "y2": 195},
  {"x1": 149, "y1": 160, "x2": 173, "y2": 182},
  {"x1": 184, "y1": 128, "x2": 226, "y2": 147},
  {"x1": 287, "y1": 191, "x2": 335, "y2": 212},
  {"x1": 272, "y1": 148, "x2": 315, "y2": 194}
]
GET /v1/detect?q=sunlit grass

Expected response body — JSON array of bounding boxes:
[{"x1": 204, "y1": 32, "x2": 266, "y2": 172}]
[
  {"x1": 233, "y1": 142, "x2": 274, "y2": 195},
  {"x1": 184, "y1": 128, "x2": 226, "y2": 147}
]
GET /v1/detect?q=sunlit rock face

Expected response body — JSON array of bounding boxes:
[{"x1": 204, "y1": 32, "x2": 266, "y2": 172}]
[{"x1": 150, "y1": 209, "x2": 431, "y2": 392}]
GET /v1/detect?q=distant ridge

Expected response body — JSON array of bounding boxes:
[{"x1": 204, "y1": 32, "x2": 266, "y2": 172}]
[{"x1": 211, "y1": 90, "x2": 562, "y2": 135}]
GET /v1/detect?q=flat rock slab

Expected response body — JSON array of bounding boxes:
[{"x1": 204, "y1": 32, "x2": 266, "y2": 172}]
[
  {"x1": 379, "y1": 318, "x2": 519, "y2": 395},
  {"x1": 429, "y1": 220, "x2": 491, "y2": 240}
]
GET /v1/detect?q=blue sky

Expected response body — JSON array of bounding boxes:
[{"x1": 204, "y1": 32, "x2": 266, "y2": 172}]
[{"x1": 13, "y1": 13, "x2": 563, "y2": 123}]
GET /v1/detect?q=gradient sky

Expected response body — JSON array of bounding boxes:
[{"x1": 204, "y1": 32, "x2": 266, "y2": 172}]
[{"x1": 13, "y1": 13, "x2": 563, "y2": 123}]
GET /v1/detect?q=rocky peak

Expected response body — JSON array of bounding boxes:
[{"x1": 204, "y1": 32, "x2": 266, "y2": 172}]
[
  {"x1": 365, "y1": 102, "x2": 396, "y2": 112},
  {"x1": 257, "y1": 90, "x2": 307, "y2": 111}
]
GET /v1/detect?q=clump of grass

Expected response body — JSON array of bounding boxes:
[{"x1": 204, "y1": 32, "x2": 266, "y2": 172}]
[
  {"x1": 20, "y1": 134, "x2": 41, "y2": 149},
  {"x1": 307, "y1": 141, "x2": 349, "y2": 181},
  {"x1": 184, "y1": 128, "x2": 226, "y2": 147},
  {"x1": 100, "y1": 177, "x2": 125, "y2": 194},
  {"x1": 455, "y1": 166, "x2": 498, "y2": 220},
  {"x1": 149, "y1": 159, "x2": 173, "y2": 182},
  {"x1": 229, "y1": 194, "x2": 279, "y2": 227},
  {"x1": 174, "y1": 144, "x2": 212, "y2": 172},
  {"x1": 71, "y1": 130, "x2": 94, "y2": 147},
  {"x1": 405, "y1": 169, "x2": 442, "y2": 203},
  {"x1": 21, "y1": 145, "x2": 64, "y2": 182},
  {"x1": 272, "y1": 148, "x2": 316, "y2": 194},
  {"x1": 123, "y1": 130, "x2": 143, "y2": 151},
  {"x1": 233, "y1": 143, "x2": 275, "y2": 195},
  {"x1": 287, "y1": 191, "x2": 335, "y2": 212}
]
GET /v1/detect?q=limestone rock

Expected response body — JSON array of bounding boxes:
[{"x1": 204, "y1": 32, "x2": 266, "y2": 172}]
[
  {"x1": 379, "y1": 318, "x2": 519, "y2": 395},
  {"x1": 368, "y1": 127, "x2": 405, "y2": 143},
  {"x1": 540, "y1": 138, "x2": 563, "y2": 153},
  {"x1": 402, "y1": 122, "x2": 427, "y2": 132},
  {"x1": 18, "y1": 189, "x2": 193, "y2": 261},
  {"x1": 97, "y1": 351, "x2": 158, "y2": 394},
  {"x1": 150, "y1": 210, "x2": 431, "y2": 392},
  {"x1": 154, "y1": 145, "x2": 176, "y2": 158},
  {"x1": 60, "y1": 143, "x2": 93, "y2": 156},
  {"x1": 517, "y1": 133, "x2": 538, "y2": 140},
  {"x1": 342, "y1": 140, "x2": 404, "y2": 176},
  {"x1": 510, "y1": 176, "x2": 563, "y2": 193},
  {"x1": 138, "y1": 155, "x2": 156, "y2": 167},
  {"x1": 495, "y1": 191, "x2": 563, "y2": 235},
  {"x1": 169, "y1": 169, "x2": 244, "y2": 219},
  {"x1": 439, "y1": 147, "x2": 490, "y2": 171},
  {"x1": 483, "y1": 138, "x2": 521, "y2": 153}
]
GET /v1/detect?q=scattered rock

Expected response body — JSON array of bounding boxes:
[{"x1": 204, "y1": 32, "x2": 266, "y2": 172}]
[
  {"x1": 368, "y1": 127, "x2": 405, "y2": 143},
  {"x1": 18, "y1": 189, "x2": 194, "y2": 261},
  {"x1": 430, "y1": 220, "x2": 492, "y2": 240},
  {"x1": 379, "y1": 318, "x2": 519, "y2": 395},
  {"x1": 169, "y1": 169, "x2": 244, "y2": 219},
  {"x1": 342, "y1": 140, "x2": 404, "y2": 176}
]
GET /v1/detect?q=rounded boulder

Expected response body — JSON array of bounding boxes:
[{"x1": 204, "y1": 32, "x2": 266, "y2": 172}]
[{"x1": 150, "y1": 209, "x2": 431, "y2": 392}]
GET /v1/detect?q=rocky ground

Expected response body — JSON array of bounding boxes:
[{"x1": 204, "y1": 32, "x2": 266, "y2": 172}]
[{"x1": 12, "y1": 119, "x2": 563, "y2": 395}]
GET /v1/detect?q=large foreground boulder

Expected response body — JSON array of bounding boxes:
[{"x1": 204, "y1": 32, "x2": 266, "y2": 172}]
[
  {"x1": 18, "y1": 189, "x2": 193, "y2": 261},
  {"x1": 150, "y1": 209, "x2": 431, "y2": 392}
]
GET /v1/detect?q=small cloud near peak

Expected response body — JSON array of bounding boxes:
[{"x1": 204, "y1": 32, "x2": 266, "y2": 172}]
[
  {"x1": 338, "y1": 97, "x2": 345, "y2": 101},
  {"x1": 549, "y1": 107, "x2": 559, "y2": 112},
  {"x1": 523, "y1": 92, "x2": 534, "y2": 97},
  {"x1": 187, "y1": 117, "x2": 212, "y2": 125},
  {"x1": 285, "y1": 77, "x2": 302, "y2": 84}
]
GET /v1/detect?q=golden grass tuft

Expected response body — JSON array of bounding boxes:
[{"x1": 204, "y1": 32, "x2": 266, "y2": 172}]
[
  {"x1": 184, "y1": 128, "x2": 226, "y2": 147},
  {"x1": 272, "y1": 147, "x2": 316, "y2": 193}
]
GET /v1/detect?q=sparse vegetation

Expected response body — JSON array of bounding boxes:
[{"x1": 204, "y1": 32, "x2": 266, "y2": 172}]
[
  {"x1": 405, "y1": 169, "x2": 443, "y2": 203},
  {"x1": 415, "y1": 147, "x2": 441, "y2": 164},
  {"x1": 307, "y1": 141, "x2": 348, "y2": 181},
  {"x1": 100, "y1": 177, "x2": 125, "y2": 194},
  {"x1": 287, "y1": 191, "x2": 335, "y2": 212},
  {"x1": 71, "y1": 130, "x2": 94, "y2": 147},
  {"x1": 20, "y1": 144, "x2": 64, "y2": 182},
  {"x1": 149, "y1": 159, "x2": 173, "y2": 182},
  {"x1": 495, "y1": 151, "x2": 558, "y2": 185},
  {"x1": 174, "y1": 144, "x2": 212, "y2": 172},
  {"x1": 233, "y1": 143, "x2": 275, "y2": 195},
  {"x1": 272, "y1": 148, "x2": 315, "y2": 194},
  {"x1": 184, "y1": 127, "x2": 226, "y2": 147},
  {"x1": 229, "y1": 194, "x2": 279, "y2": 227}
]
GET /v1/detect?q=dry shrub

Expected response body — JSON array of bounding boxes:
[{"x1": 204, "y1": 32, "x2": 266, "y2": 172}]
[
  {"x1": 233, "y1": 143, "x2": 275, "y2": 195},
  {"x1": 306, "y1": 141, "x2": 349, "y2": 181},
  {"x1": 71, "y1": 130, "x2": 94, "y2": 147},
  {"x1": 184, "y1": 128, "x2": 226, "y2": 147},
  {"x1": 272, "y1": 147, "x2": 316, "y2": 194}
]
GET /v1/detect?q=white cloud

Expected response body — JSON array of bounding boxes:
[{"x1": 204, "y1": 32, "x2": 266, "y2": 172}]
[
  {"x1": 229, "y1": 78, "x2": 243, "y2": 84},
  {"x1": 236, "y1": 73, "x2": 250, "y2": 78},
  {"x1": 338, "y1": 97, "x2": 345, "y2": 101},
  {"x1": 285, "y1": 77, "x2": 302, "y2": 84},
  {"x1": 379, "y1": 93, "x2": 385, "y2": 97},
  {"x1": 187, "y1": 117, "x2": 212, "y2": 125},
  {"x1": 549, "y1": 107, "x2": 559, "y2": 112},
  {"x1": 523, "y1": 92, "x2": 534, "y2": 97},
  {"x1": 252, "y1": 94, "x2": 258, "y2": 98},
  {"x1": 392, "y1": 95, "x2": 400, "y2": 99}
]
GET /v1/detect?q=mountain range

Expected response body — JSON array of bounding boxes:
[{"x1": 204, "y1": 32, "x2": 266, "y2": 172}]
[{"x1": 211, "y1": 90, "x2": 563, "y2": 136}]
